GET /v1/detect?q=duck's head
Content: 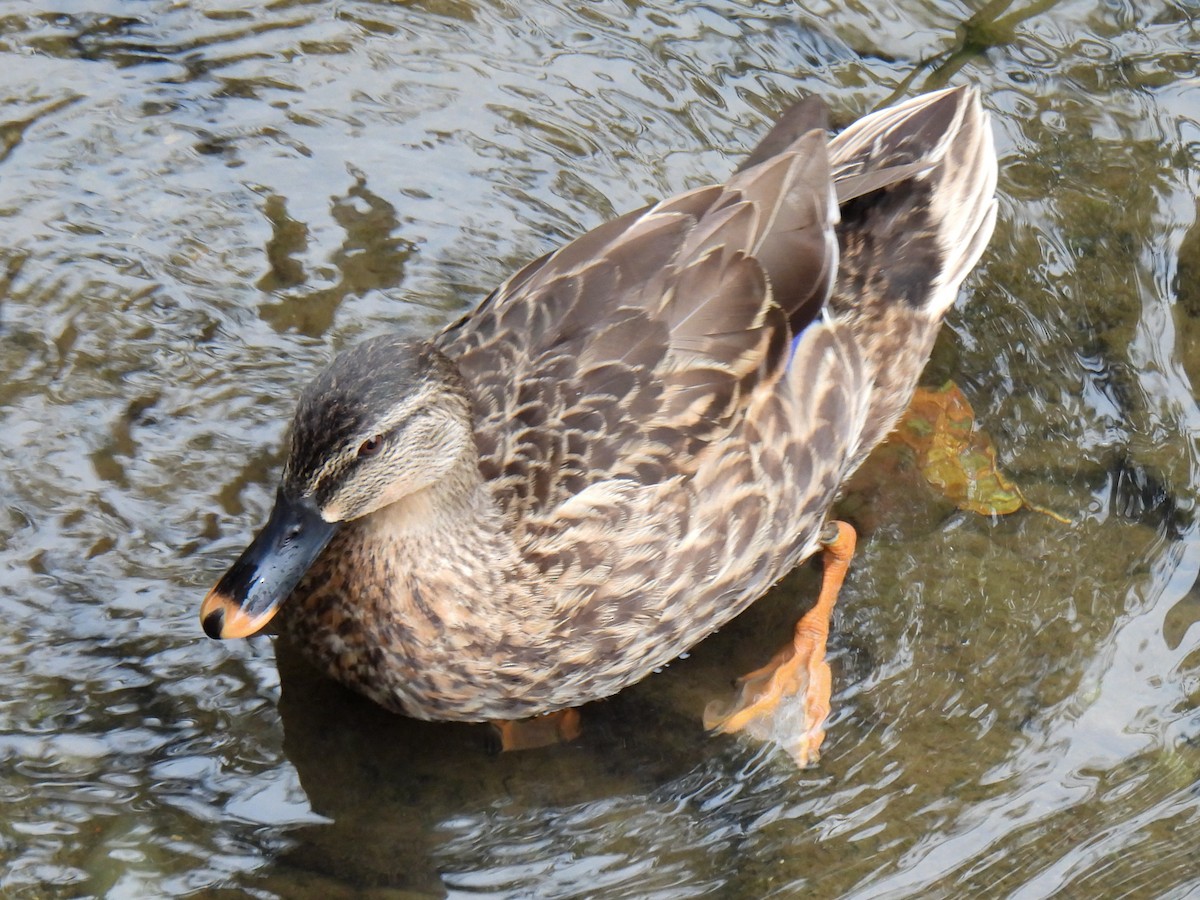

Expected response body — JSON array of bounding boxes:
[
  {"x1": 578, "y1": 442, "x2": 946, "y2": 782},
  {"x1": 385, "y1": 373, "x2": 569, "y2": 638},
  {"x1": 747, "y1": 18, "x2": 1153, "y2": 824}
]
[{"x1": 199, "y1": 334, "x2": 473, "y2": 640}]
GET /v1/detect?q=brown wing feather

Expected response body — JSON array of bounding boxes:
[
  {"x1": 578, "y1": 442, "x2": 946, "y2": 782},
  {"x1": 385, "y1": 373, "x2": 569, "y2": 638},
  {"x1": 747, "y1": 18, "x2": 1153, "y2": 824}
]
[
  {"x1": 735, "y1": 94, "x2": 829, "y2": 173},
  {"x1": 437, "y1": 127, "x2": 841, "y2": 527},
  {"x1": 435, "y1": 86, "x2": 994, "y2": 604}
]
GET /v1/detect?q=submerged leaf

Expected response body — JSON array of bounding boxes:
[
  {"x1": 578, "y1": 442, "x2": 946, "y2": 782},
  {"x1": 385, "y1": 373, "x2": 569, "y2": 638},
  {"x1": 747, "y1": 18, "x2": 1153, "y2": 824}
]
[{"x1": 890, "y1": 383, "x2": 1068, "y2": 522}]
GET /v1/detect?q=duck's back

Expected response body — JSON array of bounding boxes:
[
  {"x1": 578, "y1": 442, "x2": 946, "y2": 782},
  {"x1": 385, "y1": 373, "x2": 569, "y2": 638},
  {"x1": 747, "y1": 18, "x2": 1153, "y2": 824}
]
[
  {"x1": 392, "y1": 88, "x2": 999, "y2": 714},
  {"x1": 439, "y1": 87, "x2": 996, "y2": 535}
]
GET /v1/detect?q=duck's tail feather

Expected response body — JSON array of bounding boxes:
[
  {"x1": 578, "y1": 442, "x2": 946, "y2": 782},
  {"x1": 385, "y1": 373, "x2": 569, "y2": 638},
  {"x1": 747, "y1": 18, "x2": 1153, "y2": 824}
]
[
  {"x1": 828, "y1": 85, "x2": 998, "y2": 320},
  {"x1": 815, "y1": 86, "x2": 998, "y2": 466}
]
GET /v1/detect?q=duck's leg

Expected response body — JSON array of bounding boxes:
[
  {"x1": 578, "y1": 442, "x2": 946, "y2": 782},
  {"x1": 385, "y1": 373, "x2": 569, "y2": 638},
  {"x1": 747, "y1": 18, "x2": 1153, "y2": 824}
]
[
  {"x1": 489, "y1": 708, "x2": 583, "y2": 751},
  {"x1": 704, "y1": 520, "x2": 856, "y2": 767}
]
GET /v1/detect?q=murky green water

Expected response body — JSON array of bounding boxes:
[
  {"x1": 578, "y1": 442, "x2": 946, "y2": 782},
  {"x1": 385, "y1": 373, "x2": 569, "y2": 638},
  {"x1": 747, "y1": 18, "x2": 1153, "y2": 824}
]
[{"x1": 2, "y1": 0, "x2": 1199, "y2": 896}]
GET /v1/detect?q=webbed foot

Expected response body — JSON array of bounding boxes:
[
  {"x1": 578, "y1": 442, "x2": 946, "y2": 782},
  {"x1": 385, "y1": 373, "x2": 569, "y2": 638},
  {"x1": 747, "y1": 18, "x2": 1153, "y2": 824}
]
[
  {"x1": 488, "y1": 707, "x2": 583, "y2": 752},
  {"x1": 704, "y1": 520, "x2": 856, "y2": 767}
]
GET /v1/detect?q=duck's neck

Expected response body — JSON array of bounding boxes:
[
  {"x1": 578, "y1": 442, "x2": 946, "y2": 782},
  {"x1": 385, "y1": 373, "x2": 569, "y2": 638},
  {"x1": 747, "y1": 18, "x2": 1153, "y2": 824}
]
[
  {"x1": 339, "y1": 448, "x2": 540, "y2": 648},
  {"x1": 284, "y1": 448, "x2": 544, "y2": 720}
]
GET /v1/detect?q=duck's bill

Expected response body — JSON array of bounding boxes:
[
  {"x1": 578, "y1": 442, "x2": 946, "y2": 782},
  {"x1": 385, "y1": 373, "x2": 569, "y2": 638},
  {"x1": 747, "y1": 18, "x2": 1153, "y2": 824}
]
[{"x1": 200, "y1": 488, "x2": 338, "y2": 640}]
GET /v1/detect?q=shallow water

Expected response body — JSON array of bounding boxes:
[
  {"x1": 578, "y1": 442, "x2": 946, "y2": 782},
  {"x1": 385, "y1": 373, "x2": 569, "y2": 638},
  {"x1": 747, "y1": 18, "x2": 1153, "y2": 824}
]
[{"x1": 2, "y1": 0, "x2": 1200, "y2": 896}]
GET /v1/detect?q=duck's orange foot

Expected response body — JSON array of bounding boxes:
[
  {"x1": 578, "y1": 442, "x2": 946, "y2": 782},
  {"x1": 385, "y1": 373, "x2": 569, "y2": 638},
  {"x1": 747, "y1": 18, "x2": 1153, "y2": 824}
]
[
  {"x1": 704, "y1": 521, "x2": 857, "y2": 767},
  {"x1": 489, "y1": 707, "x2": 583, "y2": 752}
]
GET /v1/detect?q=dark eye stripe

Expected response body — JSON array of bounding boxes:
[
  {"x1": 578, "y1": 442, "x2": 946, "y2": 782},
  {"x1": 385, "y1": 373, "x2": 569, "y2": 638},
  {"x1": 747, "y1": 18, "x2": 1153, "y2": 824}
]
[{"x1": 353, "y1": 411, "x2": 415, "y2": 462}]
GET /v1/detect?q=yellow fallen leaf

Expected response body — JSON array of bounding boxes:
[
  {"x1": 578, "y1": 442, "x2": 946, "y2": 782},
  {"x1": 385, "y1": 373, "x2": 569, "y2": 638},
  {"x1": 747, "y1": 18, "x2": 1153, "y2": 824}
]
[{"x1": 890, "y1": 383, "x2": 1068, "y2": 523}]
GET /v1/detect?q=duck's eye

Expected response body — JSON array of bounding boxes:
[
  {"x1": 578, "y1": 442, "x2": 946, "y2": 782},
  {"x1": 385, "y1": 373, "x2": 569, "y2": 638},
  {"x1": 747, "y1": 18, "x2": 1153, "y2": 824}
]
[{"x1": 357, "y1": 436, "x2": 384, "y2": 458}]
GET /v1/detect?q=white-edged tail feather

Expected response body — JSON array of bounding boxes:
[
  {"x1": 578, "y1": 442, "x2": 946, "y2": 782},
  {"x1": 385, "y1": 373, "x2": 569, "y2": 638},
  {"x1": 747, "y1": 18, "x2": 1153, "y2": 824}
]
[{"x1": 830, "y1": 86, "x2": 999, "y2": 317}]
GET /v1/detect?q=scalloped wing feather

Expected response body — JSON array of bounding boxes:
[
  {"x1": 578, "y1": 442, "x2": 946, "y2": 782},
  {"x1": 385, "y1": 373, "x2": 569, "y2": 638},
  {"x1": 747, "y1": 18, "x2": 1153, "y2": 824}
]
[
  {"x1": 437, "y1": 86, "x2": 995, "y2": 598},
  {"x1": 439, "y1": 126, "x2": 841, "y2": 526}
]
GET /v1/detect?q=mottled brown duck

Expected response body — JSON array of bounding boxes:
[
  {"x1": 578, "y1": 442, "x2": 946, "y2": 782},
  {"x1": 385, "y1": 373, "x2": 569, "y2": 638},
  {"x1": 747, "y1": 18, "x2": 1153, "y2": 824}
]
[{"x1": 200, "y1": 85, "x2": 997, "y2": 766}]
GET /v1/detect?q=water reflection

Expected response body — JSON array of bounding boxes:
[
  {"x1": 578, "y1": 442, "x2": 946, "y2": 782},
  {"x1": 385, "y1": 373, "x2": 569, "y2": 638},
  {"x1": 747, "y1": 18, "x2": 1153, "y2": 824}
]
[{"x1": 2, "y1": 0, "x2": 1200, "y2": 896}]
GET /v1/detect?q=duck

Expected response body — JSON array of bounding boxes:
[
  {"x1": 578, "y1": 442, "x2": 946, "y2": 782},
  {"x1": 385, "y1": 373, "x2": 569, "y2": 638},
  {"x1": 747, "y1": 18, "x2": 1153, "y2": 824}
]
[{"x1": 200, "y1": 85, "x2": 997, "y2": 766}]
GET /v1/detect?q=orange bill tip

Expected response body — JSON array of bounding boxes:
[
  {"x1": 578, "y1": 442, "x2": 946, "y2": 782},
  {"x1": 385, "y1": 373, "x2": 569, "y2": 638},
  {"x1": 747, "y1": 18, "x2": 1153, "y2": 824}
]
[{"x1": 200, "y1": 589, "x2": 278, "y2": 639}]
